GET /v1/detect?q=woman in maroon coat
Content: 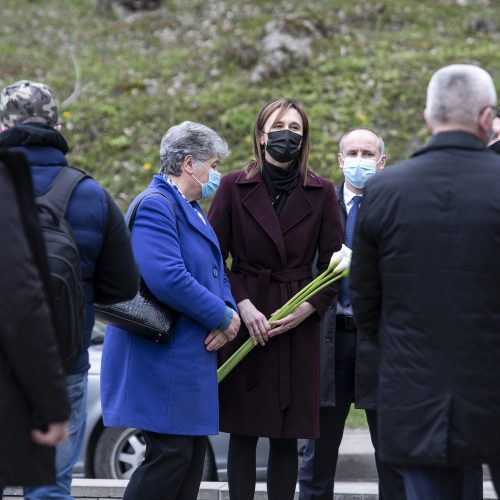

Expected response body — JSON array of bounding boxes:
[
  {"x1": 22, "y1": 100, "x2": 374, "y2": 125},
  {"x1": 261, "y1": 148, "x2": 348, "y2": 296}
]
[{"x1": 208, "y1": 98, "x2": 342, "y2": 499}]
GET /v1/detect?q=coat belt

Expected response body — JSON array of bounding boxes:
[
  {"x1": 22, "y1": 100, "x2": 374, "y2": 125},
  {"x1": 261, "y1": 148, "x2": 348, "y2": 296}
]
[{"x1": 232, "y1": 260, "x2": 312, "y2": 411}]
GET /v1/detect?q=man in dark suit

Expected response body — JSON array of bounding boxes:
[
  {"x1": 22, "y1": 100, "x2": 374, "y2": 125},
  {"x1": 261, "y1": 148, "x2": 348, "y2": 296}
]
[
  {"x1": 350, "y1": 64, "x2": 500, "y2": 500},
  {"x1": 299, "y1": 128, "x2": 406, "y2": 500}
]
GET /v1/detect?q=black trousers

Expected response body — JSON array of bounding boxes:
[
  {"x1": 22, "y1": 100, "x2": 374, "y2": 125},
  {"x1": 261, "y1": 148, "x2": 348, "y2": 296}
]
[
  {"x1": 298, "y1": 328, "x2": 406, "y2": 500},
  {"x1": 123, "y1": 431, "x2": 207, "y2": 500},
  {"x1": 228, "y1": 434, "x2": 298, "y2": 500},
  {"x1": 402, "y1": 465, "x2": 483, "y2": 500}
]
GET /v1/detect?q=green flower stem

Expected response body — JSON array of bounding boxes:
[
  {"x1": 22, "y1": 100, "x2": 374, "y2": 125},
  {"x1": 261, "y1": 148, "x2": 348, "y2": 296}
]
[
  {"x1": 278, "y1": 266, "x2": 345, "y2": 314},
  {"x1": 217, "y1": 338, "x2": 254, "y2": 383},
  {"x1": 293, "y1": 270, "x2": 347, "y2": 305},
  {"x1": 274, "y1": 269, "x2": 334, "y2": 315},
  {"x1": 217, "y1": 268, "x2": 349, "y2": 384}
]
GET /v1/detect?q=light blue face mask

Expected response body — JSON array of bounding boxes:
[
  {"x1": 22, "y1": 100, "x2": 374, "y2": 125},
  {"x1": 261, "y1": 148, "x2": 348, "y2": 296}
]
[
  {"x1": 194, "y1": 161, "x2": 221, "y2": 199},
  {"x1": 340, "y1": 155, "x2": 378, "y2": 189}
]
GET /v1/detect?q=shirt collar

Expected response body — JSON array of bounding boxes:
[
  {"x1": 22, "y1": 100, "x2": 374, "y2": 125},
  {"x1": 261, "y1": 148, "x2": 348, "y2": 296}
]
[{"x1": 343, "y1": 183, "x2": 362, "y2": 206}]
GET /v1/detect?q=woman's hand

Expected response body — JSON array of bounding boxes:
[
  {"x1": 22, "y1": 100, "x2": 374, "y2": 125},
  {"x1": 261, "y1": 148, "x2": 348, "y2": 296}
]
[
  {"x1": 221, "y1": 309, "x2": 241, "y2": 342},
  {"x1": 205, "y1": 309, "x2": 241, "y2": 351},
  {"x1": 268, "y1": 302, "x2": 316, "y2": 338},
  {"x1": 205, "y1": 329, "x2": 230, "y2": 351},
  {"x1": 237, "y1": 299, "x2": 271, "y2": 346}
]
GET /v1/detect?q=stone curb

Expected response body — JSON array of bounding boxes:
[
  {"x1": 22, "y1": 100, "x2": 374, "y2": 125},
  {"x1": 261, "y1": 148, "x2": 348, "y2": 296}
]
[{"x1": 3, "y1": 479, "x2": 498, "y2": 499}]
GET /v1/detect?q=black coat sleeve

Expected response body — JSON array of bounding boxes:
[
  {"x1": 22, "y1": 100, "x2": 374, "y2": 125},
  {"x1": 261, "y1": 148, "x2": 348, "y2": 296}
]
[
  {"x1": 349, "y1": 183, "x2": 382, "y2": 345},
  {"x1": 92, "y1": 190, "x2": 140, "y2": 304},
  {"x1": 0, "y1": 155, "x2": 70, "y2": 426}
]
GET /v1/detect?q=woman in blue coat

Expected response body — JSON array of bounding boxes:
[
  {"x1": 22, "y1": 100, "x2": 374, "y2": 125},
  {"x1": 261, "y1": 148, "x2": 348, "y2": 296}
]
[{"x1": 100, "y1": 121, "x2": 240, "y2": 500}]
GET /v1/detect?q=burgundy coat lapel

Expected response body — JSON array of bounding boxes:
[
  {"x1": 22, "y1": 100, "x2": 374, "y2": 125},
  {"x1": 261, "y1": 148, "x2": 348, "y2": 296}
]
[
  {"x1": 279, "y1": 174, "x2": 322, "y2": 234},
  {"x1": 237, "y1": 173, "x2": 287, "y2": 266}
]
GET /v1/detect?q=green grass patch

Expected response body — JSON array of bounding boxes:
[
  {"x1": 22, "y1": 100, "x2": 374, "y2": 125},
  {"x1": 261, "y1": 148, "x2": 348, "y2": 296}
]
[
  {"x1": 346, "y1": 405, "x2": 368, "y2": 429},
  {"x1": 2, "y1": 0, "x2": 500, "y2": 208}
]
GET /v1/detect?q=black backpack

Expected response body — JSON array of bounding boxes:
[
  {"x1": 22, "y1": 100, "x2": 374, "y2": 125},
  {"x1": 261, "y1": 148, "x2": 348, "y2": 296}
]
[{"x1": 36, "y1": 167, "x2": 88, "y2": 373}]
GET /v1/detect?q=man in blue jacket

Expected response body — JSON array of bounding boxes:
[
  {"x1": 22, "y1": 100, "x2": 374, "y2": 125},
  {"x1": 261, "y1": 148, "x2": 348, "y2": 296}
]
[{"x1": 0, "y1": 80, "x2": 139, "y2": 499}]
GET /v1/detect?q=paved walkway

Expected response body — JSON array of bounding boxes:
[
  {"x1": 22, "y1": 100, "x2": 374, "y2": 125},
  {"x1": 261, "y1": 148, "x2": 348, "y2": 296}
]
[{"x1": 3, "y1": 430, "x2": 498, "y2": 498}]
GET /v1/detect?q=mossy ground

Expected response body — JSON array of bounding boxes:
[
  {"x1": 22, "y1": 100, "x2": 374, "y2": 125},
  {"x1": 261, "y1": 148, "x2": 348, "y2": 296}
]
[
  {"x1": 4, "y1": 0, "x2": 500, "y2": 427},
  {"x1": 3, "y1": 0, "x2": 499, "y2": 211}
]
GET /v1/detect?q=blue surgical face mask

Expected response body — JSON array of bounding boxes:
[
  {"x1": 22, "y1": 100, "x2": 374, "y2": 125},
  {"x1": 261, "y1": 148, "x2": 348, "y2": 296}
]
[
  {"x1": 193, "y1": 161, "x2": 221, "y2": 199},
  {"x1": 340, "y1": 155, "x2": 378, "y2": 189}
]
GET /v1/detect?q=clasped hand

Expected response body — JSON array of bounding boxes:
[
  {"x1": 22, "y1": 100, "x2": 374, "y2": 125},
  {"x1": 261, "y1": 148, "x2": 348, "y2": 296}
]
[
  {"x1": 205, "y1": 309, "x2": 241, "y2": 351},
  {"x1": 238, "y1": 299, "x2": 315, "y2": 346}
]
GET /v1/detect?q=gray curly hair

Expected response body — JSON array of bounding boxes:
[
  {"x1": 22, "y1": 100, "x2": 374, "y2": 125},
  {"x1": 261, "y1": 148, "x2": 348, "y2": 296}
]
[{"x1": 159, "y1": 121, "x2": 229, "y2": 175}]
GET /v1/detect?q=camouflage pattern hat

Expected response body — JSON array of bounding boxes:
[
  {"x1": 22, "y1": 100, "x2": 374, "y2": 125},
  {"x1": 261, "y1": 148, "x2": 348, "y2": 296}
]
[{"x1": 0, "y1": 80, "x2": 58, "y2": 127}]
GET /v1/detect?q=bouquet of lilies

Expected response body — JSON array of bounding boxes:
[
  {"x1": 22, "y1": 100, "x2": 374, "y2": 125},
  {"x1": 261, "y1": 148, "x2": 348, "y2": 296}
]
[{"x1": 217, "y1": 244, "x2": 352, "y2": 383}]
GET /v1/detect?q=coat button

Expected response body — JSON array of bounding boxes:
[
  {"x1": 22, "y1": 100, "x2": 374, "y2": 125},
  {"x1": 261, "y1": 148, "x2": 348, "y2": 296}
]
[
  {"x1": 324, "y1": 336, "x2": 332, "y2": 343},
  {"x1": 213, "y1": 267, "x2": 219, "y2": 278}
]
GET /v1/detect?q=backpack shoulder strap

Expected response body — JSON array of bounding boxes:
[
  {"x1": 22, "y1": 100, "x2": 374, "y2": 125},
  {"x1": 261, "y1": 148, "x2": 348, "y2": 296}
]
[
  {"x1": 128, "y1": 190, "x2": 178, "y2": 233},
  {"x1": 37, "y1": 167, "x2": 89, "y2": 218}
]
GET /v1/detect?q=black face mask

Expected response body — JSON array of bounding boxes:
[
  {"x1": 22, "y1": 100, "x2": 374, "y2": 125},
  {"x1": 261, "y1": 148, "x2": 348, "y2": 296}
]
[{"x1": 265, "y1": 129, "x2": 302, "y2": 163}]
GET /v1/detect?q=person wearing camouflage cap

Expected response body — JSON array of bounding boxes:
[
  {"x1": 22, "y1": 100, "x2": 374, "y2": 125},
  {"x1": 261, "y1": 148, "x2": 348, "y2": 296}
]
[
  {"x1": 0, "y1": 80, "x2": 59, "y2": 128},
  {"x1": 0, "y1": 82, "x2": 139, "y2": 499}
]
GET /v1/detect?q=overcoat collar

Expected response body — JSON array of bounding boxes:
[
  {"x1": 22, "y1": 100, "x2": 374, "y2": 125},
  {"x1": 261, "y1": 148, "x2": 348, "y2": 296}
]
[
  {"x1": 412, "y1": 131, "x2": 488, "y2": 158},
  {"x1": 149, "y1": 175, "x2": 221, "y2": 251},
  {"x1": 335, "y1": 181, "x2": 347, "y2": 230},
  {"x1": 236, "y1": 167, "x2": 322, "y2": 266}
]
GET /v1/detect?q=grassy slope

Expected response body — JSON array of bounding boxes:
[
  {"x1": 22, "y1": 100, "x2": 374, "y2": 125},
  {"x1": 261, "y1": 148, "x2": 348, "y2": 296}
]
[
  {"x1": 2, "y1": 0, "x2": 499, "y2": 427},
  {"x1": 2, "y1": 0, "x2": 499, "y2": 208}
]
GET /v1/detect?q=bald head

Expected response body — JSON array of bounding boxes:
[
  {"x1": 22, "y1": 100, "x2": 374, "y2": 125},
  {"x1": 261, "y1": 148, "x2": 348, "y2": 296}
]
[{"x1": 339, "y1": 128, "x2": 385, "y2": 157}]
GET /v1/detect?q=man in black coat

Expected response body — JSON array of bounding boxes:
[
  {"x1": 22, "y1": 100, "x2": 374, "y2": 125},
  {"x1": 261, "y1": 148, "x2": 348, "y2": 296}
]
[
  {"x1": 299, "y1": 128, "x2": 406, "y2": 500},
  {"x1": 350, "y1": 64, "x2": 500, "y2": 499},
  {"x1": 0, "y1": 151, "x2": 70, "y2": 495}
]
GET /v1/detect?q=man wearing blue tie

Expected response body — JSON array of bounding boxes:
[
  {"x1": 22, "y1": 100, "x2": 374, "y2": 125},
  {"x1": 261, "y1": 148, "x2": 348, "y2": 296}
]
[{"x1": 299, "y1": 127, "x2": 407, "y2": 500}]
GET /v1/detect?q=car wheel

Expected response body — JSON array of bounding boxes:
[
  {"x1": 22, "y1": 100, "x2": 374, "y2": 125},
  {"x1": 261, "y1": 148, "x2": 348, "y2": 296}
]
[
  {"x1": 94, "y1": 427, "x2": 145, "y2": 479},
  {"x1": 93, "y1": 427, "x2": 217, "y2": 481}
]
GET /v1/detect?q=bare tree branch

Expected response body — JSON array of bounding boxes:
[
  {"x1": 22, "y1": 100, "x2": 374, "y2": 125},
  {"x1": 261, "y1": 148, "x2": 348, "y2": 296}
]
[{"x1": 61, "y1": 44, "x2": 82, "y2": 108}]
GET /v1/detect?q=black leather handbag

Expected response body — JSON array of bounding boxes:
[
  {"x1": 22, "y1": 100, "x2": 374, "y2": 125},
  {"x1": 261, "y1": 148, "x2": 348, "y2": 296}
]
[{"x1": 94, "y1": 191, "x2": 178, "y2": 344}]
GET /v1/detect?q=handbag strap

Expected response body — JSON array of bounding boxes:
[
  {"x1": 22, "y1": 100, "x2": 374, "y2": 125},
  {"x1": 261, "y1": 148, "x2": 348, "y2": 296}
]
[{"x1": 127, "y1": 190, "x2": 179, "y2": 233}]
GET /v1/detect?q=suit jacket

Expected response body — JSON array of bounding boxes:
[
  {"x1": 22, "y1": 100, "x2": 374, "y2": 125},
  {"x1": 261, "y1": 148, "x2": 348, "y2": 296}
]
[
  {"x1": 208, "y1": 166, "x2": 342, "y2": 438},
  {"x1": 0, "y1": 152, "x2": 70, "y2": 486},
  {"x1": 319, "y1": 182, "x2": 379, "y2": 409},
  {"x1": 350, "y1": 131, "x2": 500, "y2": 465},
  {"x1": 100, "y1": 175, "x2": 236, "y2": 435}
]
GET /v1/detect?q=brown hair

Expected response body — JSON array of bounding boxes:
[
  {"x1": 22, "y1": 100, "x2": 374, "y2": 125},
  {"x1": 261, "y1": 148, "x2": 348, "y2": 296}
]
[{"x1": 246, "y1": 98, "x2": 310, "y2": 185}]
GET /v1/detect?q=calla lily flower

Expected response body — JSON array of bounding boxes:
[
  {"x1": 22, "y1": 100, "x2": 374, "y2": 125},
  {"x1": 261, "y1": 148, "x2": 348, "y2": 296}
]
[
  {"x1": 217, "y1": 246, "x2": 352, "y2": 383},
  {"x1": 329, "y1": 244, "x2": 352, "y2": 269}
]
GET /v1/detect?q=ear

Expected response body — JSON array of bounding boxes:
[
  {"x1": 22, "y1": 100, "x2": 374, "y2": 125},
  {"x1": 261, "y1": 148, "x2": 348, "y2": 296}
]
[
  {"x1": 423, "y1": 108, "x2": 433, "y2": 133},
  {"x1": 377, "y1": 154, "x2": 387, "y2": 170},
  {"x1": 338, "y1": 153, "x2": 344, "y2": 168},
  {"x1": 258, "y1": 130, "x2": 266, "y2": 146},
  {"x1": 182, "y1": 155, "x2": 195, "y2": 174},
  {"x1": 478, "y1": 106, "x2": 493, "y2": 137}
]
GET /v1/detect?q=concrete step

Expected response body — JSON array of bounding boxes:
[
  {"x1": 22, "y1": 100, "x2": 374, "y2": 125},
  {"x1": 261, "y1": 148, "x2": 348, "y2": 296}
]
[
  {"x1": 337, "y1": 429, "x2": 493, "y2": 482},
  {"x1": 3, "y1": 479, "x2": 498, "y2": 499},
  {"x1": 337, "y1": 428, "x2": 377, "y2": 481}
]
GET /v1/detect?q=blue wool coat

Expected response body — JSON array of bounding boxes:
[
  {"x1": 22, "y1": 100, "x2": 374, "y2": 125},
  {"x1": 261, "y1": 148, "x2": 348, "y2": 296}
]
[{"x1": 101, "y1": 175, "x2": 236, "y2": 435}]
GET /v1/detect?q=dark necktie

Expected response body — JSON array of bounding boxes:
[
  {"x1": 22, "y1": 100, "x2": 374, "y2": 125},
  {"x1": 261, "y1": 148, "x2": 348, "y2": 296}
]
[{"x1": 338, "y1": 195, "x2": 362, "y2": 307}]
